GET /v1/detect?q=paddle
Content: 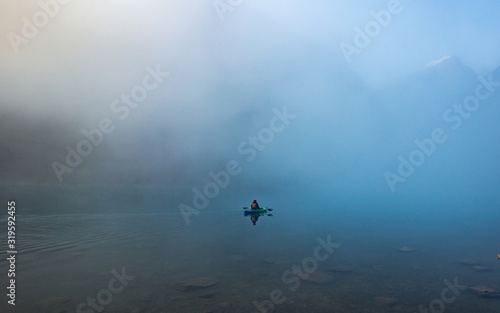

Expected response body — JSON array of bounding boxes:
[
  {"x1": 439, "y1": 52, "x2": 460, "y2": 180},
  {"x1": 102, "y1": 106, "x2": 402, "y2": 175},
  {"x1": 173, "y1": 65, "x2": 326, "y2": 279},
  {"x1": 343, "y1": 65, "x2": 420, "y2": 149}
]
[{"x1": 243, "y1": 206, "x2": 273, "y2": 211}]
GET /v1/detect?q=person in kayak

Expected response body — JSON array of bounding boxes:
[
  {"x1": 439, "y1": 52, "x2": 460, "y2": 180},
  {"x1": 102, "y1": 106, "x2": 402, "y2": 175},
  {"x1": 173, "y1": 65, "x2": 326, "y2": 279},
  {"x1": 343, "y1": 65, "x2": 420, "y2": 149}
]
[{"x1": 251, "y1": 200, "x2": 261, "y2": 210}]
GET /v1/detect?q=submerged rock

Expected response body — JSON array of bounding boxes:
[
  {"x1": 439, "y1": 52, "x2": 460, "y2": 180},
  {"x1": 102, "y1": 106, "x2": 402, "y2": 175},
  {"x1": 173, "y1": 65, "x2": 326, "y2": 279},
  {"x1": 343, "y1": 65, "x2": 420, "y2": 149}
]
[
  {"x1": 175, "y1": 277, "x2": 219, "y2": 291},
  {"x1": 198, "y1": 290, "x2": 217, "y2": 298},
  {"x1": 459, "y1": 259, "x2": 480, "y2": 266},
  {"x1": 304, "y1": 271, "x2": 332, "y2": 285},
  {"x1": 398, "y1": 246, "x2": 416, "y2": 253},
  {"x1": 469, "y1": 286, "x2": 500, "y2": 298},
  {"x1": 375, "y1": 297, "x2": 398, "y2": 307},
  {"x1": 171, "y1": 295, "x2": 188, "y2": 301},
  {"x1": 327, "y1": 265, "x2": 353, "y2": 273},
  {"x1": 472, "y1": 265, "x2": 494, "y2": 272},
  {"x1": 263, "y1": 257, "x2": 288, "y2": 265}
]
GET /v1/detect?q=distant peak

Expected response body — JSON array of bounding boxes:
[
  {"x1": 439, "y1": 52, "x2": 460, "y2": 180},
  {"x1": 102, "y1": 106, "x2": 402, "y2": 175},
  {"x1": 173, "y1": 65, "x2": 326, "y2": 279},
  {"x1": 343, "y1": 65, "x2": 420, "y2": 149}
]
[{"x1": 426, "y1": 55, "x2": 455, "y2": 67}]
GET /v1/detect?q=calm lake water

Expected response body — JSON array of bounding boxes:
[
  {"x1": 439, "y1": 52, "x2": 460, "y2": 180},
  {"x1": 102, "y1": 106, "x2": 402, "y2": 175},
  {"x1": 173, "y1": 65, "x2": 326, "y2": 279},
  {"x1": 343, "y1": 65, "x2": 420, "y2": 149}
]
[{"x1": 1, "y1": 187, "x2": 499, "y2": 313}]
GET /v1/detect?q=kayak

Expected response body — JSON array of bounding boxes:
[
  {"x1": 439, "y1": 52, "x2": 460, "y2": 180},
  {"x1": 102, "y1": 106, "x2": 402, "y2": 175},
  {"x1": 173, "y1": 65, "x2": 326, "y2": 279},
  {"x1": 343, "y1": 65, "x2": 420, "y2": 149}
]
[{"x1": 244, "y1": 207, "x2": 267, "y2": 214}]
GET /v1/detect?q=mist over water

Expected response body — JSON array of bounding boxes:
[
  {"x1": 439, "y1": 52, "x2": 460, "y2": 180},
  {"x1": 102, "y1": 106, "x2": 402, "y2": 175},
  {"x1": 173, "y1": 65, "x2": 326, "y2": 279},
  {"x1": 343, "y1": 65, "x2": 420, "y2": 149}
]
[{"x1": 1, "y1": 1, "x2": 500, "y2": 312}]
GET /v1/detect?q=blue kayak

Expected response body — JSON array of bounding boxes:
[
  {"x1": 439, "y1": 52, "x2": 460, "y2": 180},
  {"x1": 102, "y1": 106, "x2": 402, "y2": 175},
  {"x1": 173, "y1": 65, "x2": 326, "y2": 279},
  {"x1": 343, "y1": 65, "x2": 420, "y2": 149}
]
[{"x1": 244, "y1": 207, "x2": 267, "y2": 214}]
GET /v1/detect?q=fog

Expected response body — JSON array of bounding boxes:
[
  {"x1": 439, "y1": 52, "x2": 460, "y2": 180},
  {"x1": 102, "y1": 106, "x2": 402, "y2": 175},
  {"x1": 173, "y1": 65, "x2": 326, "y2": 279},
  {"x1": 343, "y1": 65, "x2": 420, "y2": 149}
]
[{"x1": 2, "y1": 0, "x2": 500, "y2": 214}]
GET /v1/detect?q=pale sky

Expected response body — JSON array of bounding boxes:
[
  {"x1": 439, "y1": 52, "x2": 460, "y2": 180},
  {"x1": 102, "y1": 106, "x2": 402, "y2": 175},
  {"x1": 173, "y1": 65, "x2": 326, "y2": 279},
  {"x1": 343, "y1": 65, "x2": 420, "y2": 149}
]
[{"x1": 2, "y1": 0, "x2": 499, "y2": 110}]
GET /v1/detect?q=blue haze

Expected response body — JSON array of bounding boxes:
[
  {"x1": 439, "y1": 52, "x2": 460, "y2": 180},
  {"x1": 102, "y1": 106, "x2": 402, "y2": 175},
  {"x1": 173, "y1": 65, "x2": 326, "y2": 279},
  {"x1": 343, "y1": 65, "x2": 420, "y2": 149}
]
[{"x1": 0, "y1": 1, "x2": 499, "y2": 312}]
